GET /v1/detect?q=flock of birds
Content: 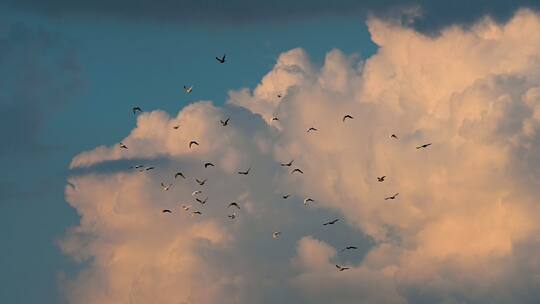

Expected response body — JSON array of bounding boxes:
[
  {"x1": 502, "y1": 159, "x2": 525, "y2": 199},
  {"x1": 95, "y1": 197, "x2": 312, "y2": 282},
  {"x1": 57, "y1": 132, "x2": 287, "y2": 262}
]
[{"x1": 119, "y1": 54, "x2": 433, "y2": 272}]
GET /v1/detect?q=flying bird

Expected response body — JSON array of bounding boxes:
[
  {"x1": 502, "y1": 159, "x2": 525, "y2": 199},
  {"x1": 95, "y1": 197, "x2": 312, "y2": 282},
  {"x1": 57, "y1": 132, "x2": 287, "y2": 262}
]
[
  {"x1": 204, "y1": 162, "x2": 215, "y2": 168},
  {"x1": 307, "y1": 127, "x2": 318, "y2": 133},
  {"x1": 228, "y1": 212, "x2": 237, "y2": 220},
  {"x1": 182, "y1": 205, "x2": 191, "y2": 211},
  {"x1": 277, "y1": 93, "x2": 282, "y2": 98},
  {"x1": 272, "y1": 117, "x2": 279, "y2": 121},
  {"x1": 144, "y1": 166, "x2": 155, "y2": 171},
  {"x1": 216, "y1": 54, "x2": 226, "y2": 63},
  {"x1": 173, "y1": 125, "x2": 180, "y2": 130},
  {"x1": 341, "y1": 246, "x2": 358, "y2": 252},
  {"x1": 323, "y1": 219, "x2": 339, "y2": 226},
  {"x1": 291, "y1": 168, "x2": 304, "y2": 174},
  {"x1": 129, "y1": 164, "x2": 144, "y2": 169},
  {"x1": 132, "y1": 107, "x2": 142, "y2": 115},
  {"x1": 416, "y1": 143, "x2": 432, "y2": 149},
  {"x1": 175, "y1": 172, "x2": 185, "y2": 179},
  {"x1": 336, "y1": 264, "x2": 350, "y2": 272},
  {"x1": 272, "y1": 231, "x2": 281, "y2": 239},
  {"x1": 220, "y1": 117, "x2": 230, "y2": 126},
  {"x1": 304, "y1": 198, "x2": 314, "y2": 206},
  {"x1": 119, "y1": 142, "x2": 128, "y2": 149},
  {"x1": 342, "y1": 114, "x2": 354, "y2": 122},
  {"x1": 67, "y1": 182, "x2": 76, "y2": 189},
  {"x1": 377, "y1": 176, "x2": 386, "y2": 182},
  {"x1": 384, "y1": 193, "x2": 399, "y2": 200},
  {"x1": 280, "y1": 160, "x2": 294, "y2": 167},
  {"x1": 183, "y1": 85, "x2": 193, "y2": 93},
  {"x1": 189, "y1": 141, "x2": 199, "y2": 149},
  {"x1": 238, "y1": 167, "x2": 251, "y2": 175},
  {"x1": 228, "y1": 202, "x2": 240, "y2": 209},
  {"x1": 192, "y1": 190, "x2": 202, "y2": 197},
  {"x1": 161, "y1": 183, "x2": 172, "y2": 191},
  {"x1": 192, "y1": 211, "x2": 202, "y2": 215},
  {"x1": 282, "y1": 194, "x2": 291, "y2": 199},
  {"x1": 391, "y1": 134, "x2": 398, "y2": 140},
  {"x1": 196, "y1": 178, "x2": 207, "y2": 186},
  {"x1": 196, "y1": 197, "x2": 208, "y2": 205},
  {"x1": 162, "y1": 209, "x2": 172, "y2": 213}
]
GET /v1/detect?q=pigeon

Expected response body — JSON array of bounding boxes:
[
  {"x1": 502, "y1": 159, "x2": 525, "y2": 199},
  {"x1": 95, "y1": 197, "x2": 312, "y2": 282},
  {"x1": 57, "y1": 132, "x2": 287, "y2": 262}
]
[
  {"x1": 291, "y1": 168, "x2": 304, "y2": 174},
  {"x1": 228, "y1": 212, "x2": 237, "y2": 220},
  {"x1": 304, "y1": 198, "x2": 314, "y2": 206},
  {"x1": 238, "y1": 167, "x2": 251, "y2": 175},
  {"x1": 281, "y1": 160, "x2": 294, "y2": 167},
  {"x1": 196, "y1": 178, "x2": 207, "y2": 186},
  {"x1": 196, "y1": 197, "x2": 208, "y2": 205},
  {"x1": 336, "y1": 265, "x2": 350, "y2": 272},
  {"x1": 228, "y1": 202, "x2": 240, "y2": 209},
  {"x1": 161, "y1": 183, "x2": 172, "y2": 191},
  {"x1": 307, "y1": 127, "x2": 318, "y2": 133},
  {"x1": 189, "y1": 141, "x2": 199, "y2": 149},
  {"x1": 416, "y1": 143, "x2": 432, "y2": 149},
  {"x1": 341, "y1": 246, "x2": 358, "y2": 252},
  {"x1": 175, "y1": 172, "x2": 186, "y2": 179},
  {"x1": 119, "y1": 142, "x2": 128, "y2": 149},
  {"x1": 220, "y1": 117, "x2": 230, "y2": 126},
  {"x1": 323, "y1": 219, "x2": 339, "y2": 226},
  {"x1": 272, "y1": 231, "x2": 281, "y2": 239},
  {"x1": 377, "y1": 176, "x2": 386, "y2": 182},
  {"x1": 184, "y1": 85, "x2": 193, "y2": 93},
  {"x1": 216, "y1": 54, "x2": 226, "y2": 63},
  {"x1": 162, "y1": 209, "x2": 172, "y2": 213},
  {"x1": 282, "y1": 194, "x2": 291, "y2": 199},
  {"x1": 192, "y1": 190, "x2": 202, "y2": 197},
  {"x1": 384, "y1": 193, "x2": 399, "y2": 200},
  {"x1": 204, "y1": 162, "x2": 215, "y2": 168},
  {"x1": 391, "y1": 134, "x2": 398, "y2": 140},
  {"x1": 342, "y1": 114, "x2": 354, "y2": 122},
  {"x1": 132, "y1": 107, "x2": 142, "y2": 115}
]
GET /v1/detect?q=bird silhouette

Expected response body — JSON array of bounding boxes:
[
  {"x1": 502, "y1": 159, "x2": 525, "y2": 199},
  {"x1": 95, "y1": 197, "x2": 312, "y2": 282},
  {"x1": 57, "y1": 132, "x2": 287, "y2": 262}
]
[
  {"x1": 341, "y1": 246, "x2": 358, "y2": 252},
  {"x1": 384, "y1": 193, "x2": 399, "y2": 200},
  {"x1": 304, "y1": 198, "x2": 314, "y2": 205},
  {"x1": 132, "y1": 107, "x2": 142, "y2": 115},
  {"x1": 272, "y1": 231, "x2": 281, "y2": 239},
  {"x1": 173, "y1": 125, "x2": 180, "y2": 129},
  {"x1": 280, "y1": 160, "x2": 294, "y2": 167},
  {"x1": 336, "y1": 264, "x2": 349, "y2": 271},
  {"x1": 228, "y1": 202, "x2": 240, "y2": 209},
  {"x1": 323, "y1": 219, "x2": 339, "y2": 226},
  {"x1": 416, "y1": 143, "x2": 432, "y2": 149},
  {"x1": 183, "y1": 85, "x2": 193, "y2": 93},
  {"x1": 204, "y1": 162, "x2": 215, "y2": 168},
  {"x1": 192, "y1": 190, "x2": 202, "y2": 197},
  {"x1": 189, "y1": 141, "x2": 199, "y2": 148},
  {"x1": 192, "y1": 211, "x2": 202, "y2": 215},
  {"x1": 196, "y1": 197, "x2": 207, "y2": 204},
  {"x1": 182, "y1": 205, "x2": 191, "y2": 211},
  {"x1": 307, "y1": 127, "x2": 318, "y2": 133},
  {"x1": 377, "y1": 176, "x2": 386, "y2": 182},
  {"x1": 175, "y1": 172, "x2": 185, "y2": 179},
  {"x1": 196, "y1": 178, "x2": 207, "y2": 186},
  {"x1": 144, "y1": 166, "x2": 155, "y2": 171},
  {"x1": 272, "y1": 117, "x2": 279, "y2": 121},
  {"x1": 162, "y1": 209, "x2": 172, "y2": 213},
  {"x1": 282, "y1": 194, "x2": 291, "y2": 199},
  {"x1": 342, "y1": 114, "x2": 354, "y2": 122},
  {"x1": 291, "y1": 168, "x2": 304, "y2": 174},
  {"x1": 220, "y1": 117, "x2": 230, "y2": 126},
  {"x1": 228, "y1": 212, "x2": 237, "y2": 219},
  {"x1": 216, "y1": 54, "x2": 226, "y2": 63},
  {"x1": 160, "y1": 183, "x2": 172, "y2": 191},
  {"x1": 238, "y1": 167, "x2": 251, "y2": 175},
  {"x1": 119, "y1": 142, "x2": 128, "y2": 149},
  {"x1": 391, "y1": 134, "x2": 398, "y2": 140}
]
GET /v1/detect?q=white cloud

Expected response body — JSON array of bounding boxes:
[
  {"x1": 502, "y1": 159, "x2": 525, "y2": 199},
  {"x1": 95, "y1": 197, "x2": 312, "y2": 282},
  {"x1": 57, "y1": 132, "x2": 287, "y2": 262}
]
[{"x1": 63, "y1": 9, "x2": 540, "y2": 303}]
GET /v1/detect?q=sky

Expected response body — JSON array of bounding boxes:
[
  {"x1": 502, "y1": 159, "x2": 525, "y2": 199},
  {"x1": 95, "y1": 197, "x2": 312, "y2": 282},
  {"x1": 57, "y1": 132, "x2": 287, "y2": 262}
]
[{"x1": 2, "y1": 1, "x2": 540, "y2": 303}]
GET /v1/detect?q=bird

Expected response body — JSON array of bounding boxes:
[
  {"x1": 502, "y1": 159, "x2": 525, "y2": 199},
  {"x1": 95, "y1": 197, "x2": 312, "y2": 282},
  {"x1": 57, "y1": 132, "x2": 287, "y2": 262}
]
[
  {"x1": 272, "y1": 117, "x2": 279, "y2": 121},
  {"x1": 280, "y1": 160, "x2": 294, "y2": 167},
  {"x1": 291, "y1": 168, "x2": 304, "y2": 174},
  {"x1": 175, "y1": 172, "x2": 185, "y2": 179},
  {"x1": 129, "y1": 164, "x2": 144, "y2": 169},
  {"x1": 377, "y1": 176, "x2": 386, "y2": 182},
  {"x1": 391, "y1": 134, "x2": 398, "y2": 140},
  {"x1": 228, "y1": 202, "x2": 240, "y2": 209},
  {"x1": 145, "y1": 166, "x2": 155, "y2": 171},
  {"x1": 238, "y1": 167, "x2": 251, "y2": 175},
  {"x1": 119, "y1": 142, "x2": 128, "y2": 149},
  {"x1": 416, "y1": 143, "x2": 432, "y2": 149},
  {"x1": 67, "y1": 182, "x2": 76, "y2": 189},
  {"x1": 173, "y1": 125, "x2": 180, "y2": 130},
  {"x1": 272, "y1": 231, "x2": 281, "y2": 239},
  {"x1": 184, "y1": 85, "x2": 193, "y2": 93},
  {"x1": 192, "y1": 190, "x2": 202, "y2": 197},
  {"x1": 162, "y1": 209, "x2": 172, "y2": 213},
  {"x1": 341, "y1": 246, "x2": 358, "y2": 252},
  {"x1": 307, "y1": 127, "x2": 318, "y2": 133},
  {"x1": 192, "y1": 211, "x2": 202, "y2": 215},
  {"x1": 342, "y1": 114, "x2": 354, "y2": 122},
  {"x1": 204, "y1": 162, "x2": 215, "y2": 168},
  {"x1": 189, "y1": 141, "x2": 199, "y2": 149},
  {"x1": 323, "y1": 219, "x2": 339, "y2": 226},
  {"x1": 132, "y1": 107, "x2": 142, "y2": 115},
  {"x1": 384, "y1": 193, "x2": 399, "y2": 200},
  {"x1": 216, "y1": 54, "x2": 226, "y2": 63},
  {"x1": 336, "y1": 264, "x2": 350, "y2": 272},
  {"x1": 304, "y1": 198, "x2": 314, "y2": 206},
  {"x1": 196, "y1": 197, "x2": 208, "y2": 204},
  {"x1": 277, "y1": 93, "x2": 282, "y2": 98},
  {"x1": 282, "y1": 194, "x2": 291, "y2": 199},
  {"x1": 182, "y1": 205, "x2": 191, "y2": 211},
  {"x1": 228, "y1": 212, "x2": 237, "y2": 220},
  {"x1": 220, "y1": 117, "x2": 230, "y2": 126},
  {"x1": 196, "y1": 178, "x2": 207, "y2": 186},
  {"x1": 161, "y1": 182, "x2": 172, "y2": 191}
]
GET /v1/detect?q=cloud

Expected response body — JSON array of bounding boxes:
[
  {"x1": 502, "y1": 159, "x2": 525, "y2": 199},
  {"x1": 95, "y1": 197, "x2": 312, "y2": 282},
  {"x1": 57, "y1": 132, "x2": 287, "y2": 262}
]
[
  {"x1": 4, "y1": 0, "x2": 540, "y2": 34},
  {"x1": 63, "y1": 9, "x2": 540, "y2": 303}
]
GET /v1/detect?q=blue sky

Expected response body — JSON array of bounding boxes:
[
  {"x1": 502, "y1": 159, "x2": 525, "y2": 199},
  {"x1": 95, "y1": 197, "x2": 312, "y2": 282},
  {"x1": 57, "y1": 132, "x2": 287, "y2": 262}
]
[{"x1": 0, "y1": 8, "x2": 375, "y2": 304}]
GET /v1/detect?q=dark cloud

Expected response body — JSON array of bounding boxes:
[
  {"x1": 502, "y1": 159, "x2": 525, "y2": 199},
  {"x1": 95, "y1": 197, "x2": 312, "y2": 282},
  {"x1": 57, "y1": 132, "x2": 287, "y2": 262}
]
[
  {"x1": 0, "y1": 22, "x2": 82, "y2": 155},
  {"x1": 2, "y1": 0, "x2": 540, "y2": 33}
]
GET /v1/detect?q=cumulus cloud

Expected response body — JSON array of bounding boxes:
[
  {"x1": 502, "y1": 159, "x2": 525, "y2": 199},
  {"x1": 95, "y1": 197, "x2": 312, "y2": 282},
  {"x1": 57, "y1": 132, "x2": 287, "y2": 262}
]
[{"x1": 63, "y1": 9, "x2": 540, "y2": 303}]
